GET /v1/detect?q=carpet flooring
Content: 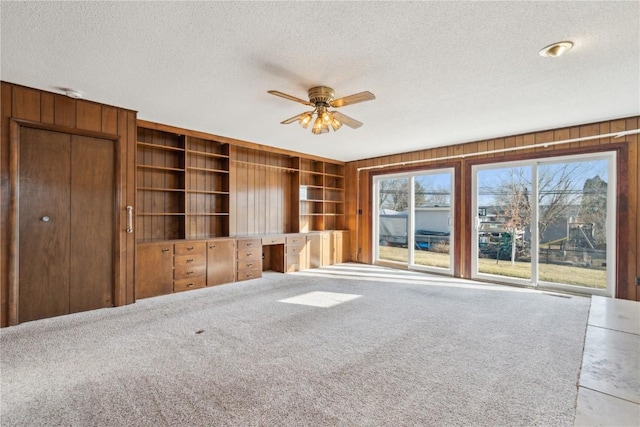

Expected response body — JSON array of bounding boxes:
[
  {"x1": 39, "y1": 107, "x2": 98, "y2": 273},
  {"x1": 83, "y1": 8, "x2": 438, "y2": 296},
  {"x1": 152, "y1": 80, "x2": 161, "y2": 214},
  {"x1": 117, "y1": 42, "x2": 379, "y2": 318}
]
[{"x1": 1, "y1": 263, "x2": 590, "y2": 426}]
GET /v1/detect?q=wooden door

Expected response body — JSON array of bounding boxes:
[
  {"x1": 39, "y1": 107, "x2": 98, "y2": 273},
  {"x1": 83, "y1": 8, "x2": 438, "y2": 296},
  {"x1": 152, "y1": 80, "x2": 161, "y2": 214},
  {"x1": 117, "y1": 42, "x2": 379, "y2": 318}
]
[
  {"x1": 18, "y1": 128, "x2": 115, "y2": 322},
  {"x1": 19, "y1": 128, "x2": 71, "y2": 322},
  {"x1": 207, "y1": 239, "x2": 236, "y2": 286},
  {"x1": 69, "y1": 135, "x2": 114, "y2": 312}
]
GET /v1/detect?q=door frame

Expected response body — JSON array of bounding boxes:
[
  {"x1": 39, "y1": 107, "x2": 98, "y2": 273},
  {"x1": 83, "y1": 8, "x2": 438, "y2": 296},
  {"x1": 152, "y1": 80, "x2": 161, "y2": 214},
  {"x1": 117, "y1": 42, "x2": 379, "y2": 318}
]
[
  {"x1": 8, "y1": 119, "x2": 122, "y2": 325},
  {"x1": 463, "y1": 144, "x2": 629, "y2": 298},
  {"x1": 372, "y1": 167, "x2": 456, "y2": 275}
]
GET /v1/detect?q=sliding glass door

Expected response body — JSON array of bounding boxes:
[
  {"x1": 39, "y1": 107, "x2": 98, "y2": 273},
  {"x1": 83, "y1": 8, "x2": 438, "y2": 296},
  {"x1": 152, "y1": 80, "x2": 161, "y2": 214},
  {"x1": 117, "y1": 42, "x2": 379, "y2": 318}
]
[
  {"x1": 374, "y1": 169, "x2": 454, "y2": 274},
  {"x1": 472, "y1": 152, "x2": 616, "y2": 295},
  {"x1": 376, "y1": 176, "x2": 410, "y2": 264}
]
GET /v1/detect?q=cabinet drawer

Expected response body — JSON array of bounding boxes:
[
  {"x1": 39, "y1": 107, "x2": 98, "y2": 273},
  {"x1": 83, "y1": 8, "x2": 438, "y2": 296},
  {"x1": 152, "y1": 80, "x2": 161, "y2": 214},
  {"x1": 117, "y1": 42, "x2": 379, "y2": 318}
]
[
  {"x1": 262, "y1": 236, "x2": 285, "y2": 245},
  {"x1": 174, "y1": 265, "x2": 206, "y2": 280},
  {"x1": 174, "y1": 276, "x2": 206, "y2": 292},
  {"x1": 174, "y1": 253, "x2": 206, "y2": 267},
  {"x1": 237, "y1": 260, "x2": 260, "y2": 271},
  {"x1": 286, "y1": 245, "x2": 303, "y2": 255},
  {"x1": 236, "y1": 268, "x2": 262, "y2": 282},
  {"x1": 175, "y1": 241, "x2": 206, "y2": 255},
  {"x1": 237, "y1": 248, "x2": 261, "y2": 260},
  {"x1": 237, "y1": 239, "x2": 261, "y2": 250},
  {"x1": 286, "y1": 235, "x2": 304, "y2": 246}
]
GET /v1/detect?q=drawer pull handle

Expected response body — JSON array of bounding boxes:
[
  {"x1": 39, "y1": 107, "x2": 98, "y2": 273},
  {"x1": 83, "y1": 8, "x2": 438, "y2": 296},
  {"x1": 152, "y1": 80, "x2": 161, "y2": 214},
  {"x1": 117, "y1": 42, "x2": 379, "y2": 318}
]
[
  {"x1": 247, "y1": 243, "x2": 253, "y2": 246},
  {"x1": 247, "y1": 263, "x2": 253, "y2": 267},
  {"x1": 246, "y1": 253, "x2": 252, "y2": 257},
  {"x1": 187, "y1": 246, "x2": 194, "y2": 250},
  {"x1": 187, "y1": 282, "x2": 195, "y2": 287},
  {"x1": 187, "y1": 258, "x2": 194, "y2": 263},
  {"x1": 246, "y1": 273, "x2": 252, "y2": 277},
  {"x1": 162, "y1": 248, "x2": 170, "y2": 253},
  {"x1": 187, "y1": 270, "x2": 194, "y2": 275},
  {"x1": 209, "y1": 245, "x2": 216, "y2": 249}
]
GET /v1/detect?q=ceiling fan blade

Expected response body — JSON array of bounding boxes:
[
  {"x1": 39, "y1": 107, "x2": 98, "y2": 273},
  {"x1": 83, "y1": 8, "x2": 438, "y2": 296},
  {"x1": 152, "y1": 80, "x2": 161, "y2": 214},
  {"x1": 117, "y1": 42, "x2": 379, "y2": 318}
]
[
  {"x1": 280, "y1": 112, "x2": 308, "y2": 124},
  {"x1": 332, "y1": 111, "x2": 363, "y2": 129},
  {"x1": 268, "y1": 90, "x2": 314, "y2": 107},
  {"x1": 330, "y1": 91, "x2": 375, "y2": 108}
]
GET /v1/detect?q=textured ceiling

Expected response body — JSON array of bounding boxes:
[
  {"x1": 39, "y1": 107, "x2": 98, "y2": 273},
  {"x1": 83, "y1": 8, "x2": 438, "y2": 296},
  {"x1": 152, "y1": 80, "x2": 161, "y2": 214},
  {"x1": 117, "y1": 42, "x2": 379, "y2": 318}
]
[{"x1": 1, "y1": 1, "x2": 639, "y2": 162}]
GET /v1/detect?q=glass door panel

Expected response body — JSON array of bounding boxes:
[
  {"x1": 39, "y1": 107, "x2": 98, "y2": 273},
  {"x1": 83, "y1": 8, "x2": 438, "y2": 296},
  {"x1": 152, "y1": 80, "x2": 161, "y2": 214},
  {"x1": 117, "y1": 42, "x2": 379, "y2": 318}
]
[
  {"x1": 537, "y1": 158, "x2": 610, "y2": 290},
  {"x1": 475, "y1": 165, "x2": 532, "y2": 283},
  {"x1": 412, "y1": 171, "x2": 453, "y2": 271},
  {"x1": 473, "y1": 152, "x2": 615, "y2": 295},
  {"x1": 377, "y1": 177, "x2": 410, "y2": 264}
]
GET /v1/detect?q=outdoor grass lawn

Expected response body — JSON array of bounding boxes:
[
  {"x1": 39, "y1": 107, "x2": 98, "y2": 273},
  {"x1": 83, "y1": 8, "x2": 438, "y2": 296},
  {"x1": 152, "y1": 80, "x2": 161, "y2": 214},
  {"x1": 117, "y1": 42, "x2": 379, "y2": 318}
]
[{"x1": 378, "y1": 246, "x2": 606, "y2": 289}]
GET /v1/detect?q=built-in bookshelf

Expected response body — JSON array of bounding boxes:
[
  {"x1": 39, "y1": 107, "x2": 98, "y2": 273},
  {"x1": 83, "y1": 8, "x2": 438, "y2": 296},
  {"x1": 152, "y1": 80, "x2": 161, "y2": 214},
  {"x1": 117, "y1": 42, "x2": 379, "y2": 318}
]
[
  {"x1": 136, "y1": 122, "x2": 346, "y2": 241},
  {"x1": 136, "y1": 126, "x2": 230, "y2": 242},
  {"x1": 299, "y1": 159, "x2": 345, "y2": 232}
]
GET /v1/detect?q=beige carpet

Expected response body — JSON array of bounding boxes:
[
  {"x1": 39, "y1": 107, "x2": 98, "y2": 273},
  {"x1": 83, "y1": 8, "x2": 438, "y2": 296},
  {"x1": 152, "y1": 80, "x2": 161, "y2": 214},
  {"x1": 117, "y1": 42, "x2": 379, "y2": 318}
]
[{"x1": 1, "y1": 263, "x2": 590, "y2": 426}]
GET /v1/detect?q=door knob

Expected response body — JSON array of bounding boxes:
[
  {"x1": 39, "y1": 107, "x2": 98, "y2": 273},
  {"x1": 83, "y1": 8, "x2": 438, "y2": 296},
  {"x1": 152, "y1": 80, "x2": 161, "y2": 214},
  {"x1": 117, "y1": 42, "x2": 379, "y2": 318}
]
[{"x1": 42, "y1": 216, "x2": 50, "y2": 222}]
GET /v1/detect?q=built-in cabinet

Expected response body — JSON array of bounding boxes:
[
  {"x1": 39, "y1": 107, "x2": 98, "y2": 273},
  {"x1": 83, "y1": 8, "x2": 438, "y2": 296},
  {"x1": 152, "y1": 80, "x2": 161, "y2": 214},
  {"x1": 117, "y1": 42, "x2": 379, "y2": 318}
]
[
  {"x1": 207, "y1": 239, "x2": 236, "y2": 286},
  {"x1": 136, "y1": 237, "x2": 236, "y2": 298},
  {"x1": 134, "y1": 120, "x2": 350, "y2": 300},
  {"x1": 236, "y1": 238, "x2": 262, "y2": 281}
]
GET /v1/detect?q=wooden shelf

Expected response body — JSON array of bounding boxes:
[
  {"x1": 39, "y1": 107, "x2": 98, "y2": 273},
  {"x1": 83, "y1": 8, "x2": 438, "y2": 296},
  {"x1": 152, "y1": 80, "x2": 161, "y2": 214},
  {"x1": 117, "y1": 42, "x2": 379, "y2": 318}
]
[
  {"x1": 232, "y1": 159, "x2": 298, "y2": 172},
  {"x1": 137, "y1": 141, "x2": 185, "y2": 152},
  {"x1": 186, "y1": 189, "x2": 229, "y2": 195},
  {"x1": 187, "y1": 166, "x2": 229, "y2": 174},
  {"x1": 138, "y1": 213, "x2": 186, "y2": 216},
  {"x1": 136, "y1": 126, "x2": 230, "y2": 242},
  {"x1": 137, "y1": 164, "x2": 185, "y2": 172},
  {"x1": 138, "y1": 187, "x2": 185, "y2": 192},
  {"x1": 187, "y1": 149, "x2": 229, "y2": 159}
]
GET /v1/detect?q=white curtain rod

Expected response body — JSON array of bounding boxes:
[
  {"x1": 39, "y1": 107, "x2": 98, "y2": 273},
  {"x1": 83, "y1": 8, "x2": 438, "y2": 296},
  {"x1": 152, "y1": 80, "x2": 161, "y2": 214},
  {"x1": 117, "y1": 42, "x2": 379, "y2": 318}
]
[
  {"x1": 352, "y1": 127, "x2": 638, "y2": 262},
  {"x1": 357, "y1": 129, "x2": 640, "y2": 172}
]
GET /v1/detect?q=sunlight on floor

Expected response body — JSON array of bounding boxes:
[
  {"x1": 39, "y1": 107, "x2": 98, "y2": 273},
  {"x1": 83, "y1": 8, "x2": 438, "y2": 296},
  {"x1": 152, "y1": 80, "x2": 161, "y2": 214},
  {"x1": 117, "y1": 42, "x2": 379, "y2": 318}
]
[{"x1": 278, "y1": 291, "x2": 362, "y2": 308}]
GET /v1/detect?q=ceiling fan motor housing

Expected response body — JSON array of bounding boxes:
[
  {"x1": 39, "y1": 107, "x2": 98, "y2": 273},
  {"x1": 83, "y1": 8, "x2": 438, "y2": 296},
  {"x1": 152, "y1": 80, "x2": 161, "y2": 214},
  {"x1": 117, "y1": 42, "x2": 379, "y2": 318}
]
[{"x1": 308, "y1": 86, "x2": 335, "y2": 105}]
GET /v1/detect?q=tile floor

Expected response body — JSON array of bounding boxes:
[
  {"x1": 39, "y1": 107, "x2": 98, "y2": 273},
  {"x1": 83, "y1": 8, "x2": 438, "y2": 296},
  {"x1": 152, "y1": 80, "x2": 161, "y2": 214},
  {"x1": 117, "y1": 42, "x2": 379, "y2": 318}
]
[{"x1": 574, "y1": 296, "x2": 640, "y2": 426}]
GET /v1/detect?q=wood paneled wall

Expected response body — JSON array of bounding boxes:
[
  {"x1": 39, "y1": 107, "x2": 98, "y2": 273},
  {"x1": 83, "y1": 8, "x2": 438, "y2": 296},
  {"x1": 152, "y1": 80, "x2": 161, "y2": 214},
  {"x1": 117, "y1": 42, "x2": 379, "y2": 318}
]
[
  {"x1": 345, "y1": 117, "x2": 640, "y2": 301},
  {"x1": 0, "y1": 82, "x2": 137, "y2": 326},
  {"x1": 230, "y1": 147, "x2": 295, "y2": 236}
]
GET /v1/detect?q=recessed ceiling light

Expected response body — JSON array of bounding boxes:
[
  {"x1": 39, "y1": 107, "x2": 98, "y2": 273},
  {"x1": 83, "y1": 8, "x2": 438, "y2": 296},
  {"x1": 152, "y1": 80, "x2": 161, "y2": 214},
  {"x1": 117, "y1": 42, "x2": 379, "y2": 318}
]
[{"x1": 539, "y1": 41, "x2": 574, "y2": 58}]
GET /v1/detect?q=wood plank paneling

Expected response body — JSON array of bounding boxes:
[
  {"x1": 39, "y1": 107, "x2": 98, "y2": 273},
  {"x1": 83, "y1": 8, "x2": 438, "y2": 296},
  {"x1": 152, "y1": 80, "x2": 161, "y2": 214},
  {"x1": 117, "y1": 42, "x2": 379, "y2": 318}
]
[
  {"x1": 54, "y1": 95, "x2": 76, "y2": 128},
  {"x1": 40, "y1": 93, "x2": 54, "y2": 124},
  {"x1": 1, "y1": 82, "x2": 136, "y2": 326},
  {"x1": 346, "y1": 116, "x2": 640, "y2": 300},
  {"x1": 76, "y1": 101, "x2": 102, "y2": 132},
  {"x1": 11, "y1": 86, "x2": 40, "y2": 121}
]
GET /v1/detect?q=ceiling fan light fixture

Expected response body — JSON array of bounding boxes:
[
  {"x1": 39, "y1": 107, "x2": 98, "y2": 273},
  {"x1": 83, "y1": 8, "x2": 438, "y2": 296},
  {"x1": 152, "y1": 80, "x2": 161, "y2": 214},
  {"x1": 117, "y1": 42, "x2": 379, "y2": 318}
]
[
  {"x1": 330, "y1": 115, "x2": 342, "y2": 131},
  {"x1": 311, "y1": 116, "x2": 323, "y2": 134},
  {"x1": 268, "y1": 85, "x2": 374, "y2": 135},
  {"x1": 299, "y1": 112, "x2": 313, "y2": 128},
  {"x1": 539, "y1": 41, "x2": 573, "y2": 58}
]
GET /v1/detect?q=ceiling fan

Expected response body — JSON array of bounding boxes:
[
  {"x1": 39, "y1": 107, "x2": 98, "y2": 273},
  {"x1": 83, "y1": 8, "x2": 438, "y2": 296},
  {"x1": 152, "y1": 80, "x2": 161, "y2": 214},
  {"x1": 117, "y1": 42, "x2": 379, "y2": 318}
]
[{"x1": 268, "y1": 86, "x2": 375, "y2": 134}]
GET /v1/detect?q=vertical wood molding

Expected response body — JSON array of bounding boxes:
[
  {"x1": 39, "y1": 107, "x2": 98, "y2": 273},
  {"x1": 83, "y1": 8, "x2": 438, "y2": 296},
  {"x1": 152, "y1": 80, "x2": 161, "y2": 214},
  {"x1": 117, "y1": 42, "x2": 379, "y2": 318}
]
[{"x1": 8, "y1": 121, "x2": 20, "y2": 325}]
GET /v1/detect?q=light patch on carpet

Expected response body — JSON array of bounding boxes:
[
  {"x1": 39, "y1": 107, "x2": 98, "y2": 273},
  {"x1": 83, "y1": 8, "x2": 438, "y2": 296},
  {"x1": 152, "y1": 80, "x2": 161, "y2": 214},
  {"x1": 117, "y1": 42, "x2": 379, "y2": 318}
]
[{"x1": 278, "y1": 291, "x2": 362, "y2": 308}]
